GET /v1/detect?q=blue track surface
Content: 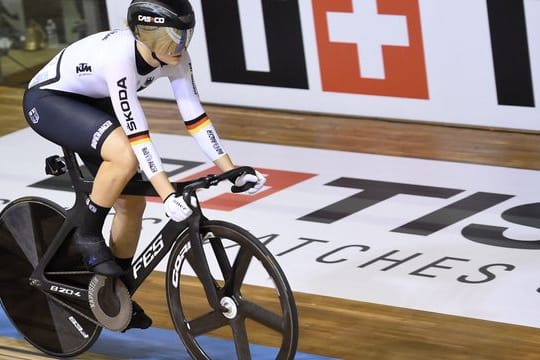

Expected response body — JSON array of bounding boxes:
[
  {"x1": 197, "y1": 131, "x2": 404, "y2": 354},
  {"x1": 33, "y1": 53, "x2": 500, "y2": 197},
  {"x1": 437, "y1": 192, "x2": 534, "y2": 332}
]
[{"x1": 0, "y1": 307, "x2": 335, "y2": 359}]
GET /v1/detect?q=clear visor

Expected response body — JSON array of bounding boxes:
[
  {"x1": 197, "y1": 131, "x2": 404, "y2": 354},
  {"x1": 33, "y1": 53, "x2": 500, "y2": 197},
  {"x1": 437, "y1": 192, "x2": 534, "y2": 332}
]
[{"x1": 165, "y1": 27, "x2": 193, "y2": 54}]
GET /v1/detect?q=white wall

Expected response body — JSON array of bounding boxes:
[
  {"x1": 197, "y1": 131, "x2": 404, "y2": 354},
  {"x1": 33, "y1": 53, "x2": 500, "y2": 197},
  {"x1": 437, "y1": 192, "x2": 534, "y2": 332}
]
[{"x1": 106, "y1": 0, "x2": 540, "y2": 132}]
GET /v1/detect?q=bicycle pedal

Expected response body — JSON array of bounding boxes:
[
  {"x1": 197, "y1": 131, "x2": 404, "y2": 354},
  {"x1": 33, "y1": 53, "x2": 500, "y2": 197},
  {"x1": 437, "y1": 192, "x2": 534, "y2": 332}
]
[
  {"x1": 123, "y1": 302, "x2": 153, "y2": 332},
  {"x1": 88, "y1": 275, "x2": 132, "y2": 332}
]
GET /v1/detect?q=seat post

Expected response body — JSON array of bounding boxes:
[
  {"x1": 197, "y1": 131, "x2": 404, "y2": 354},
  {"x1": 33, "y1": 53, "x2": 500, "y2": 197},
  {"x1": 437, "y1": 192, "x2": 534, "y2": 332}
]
[{"x1": 61, "y1": 147, "x2": 93, "y2": 196}]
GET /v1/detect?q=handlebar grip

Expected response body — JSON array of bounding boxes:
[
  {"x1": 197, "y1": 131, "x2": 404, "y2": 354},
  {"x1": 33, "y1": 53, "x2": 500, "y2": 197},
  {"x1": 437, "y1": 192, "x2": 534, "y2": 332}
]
[
  {"x1": 227, "y1": 166, "x2": 256, "y2": 180},
  {"x1": 179, "y1": 166, "x2": 256, "y2": 204},
  {"x1": 230, "y1": 167, "x2": 257, "y2": 193},
  {"x1": 231, "y1": 183, "x2": 253, "y2": 193}
]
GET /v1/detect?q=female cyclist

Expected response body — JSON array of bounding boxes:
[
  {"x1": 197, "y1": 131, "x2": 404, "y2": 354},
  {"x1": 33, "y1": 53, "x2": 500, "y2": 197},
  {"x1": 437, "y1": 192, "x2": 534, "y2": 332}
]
[{"x1": 22, "y1": 0, "x2": 265, "y2": 330}]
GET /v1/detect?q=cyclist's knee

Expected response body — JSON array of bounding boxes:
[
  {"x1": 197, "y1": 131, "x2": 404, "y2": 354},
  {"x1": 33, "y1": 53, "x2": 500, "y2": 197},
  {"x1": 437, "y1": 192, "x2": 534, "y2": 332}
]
[
  {"x1": 101, "y1": 129, "x2": 139, "y2": 176},
  {"x1": 112, "y1": 147, "x2": 139, "y2": 176}
]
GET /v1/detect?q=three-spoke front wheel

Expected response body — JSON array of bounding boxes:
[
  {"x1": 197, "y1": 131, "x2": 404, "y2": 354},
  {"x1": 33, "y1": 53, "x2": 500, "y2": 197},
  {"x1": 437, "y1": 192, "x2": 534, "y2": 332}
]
[{"x1": 166, "y1": 220, "x2": 298, "y2": 360}]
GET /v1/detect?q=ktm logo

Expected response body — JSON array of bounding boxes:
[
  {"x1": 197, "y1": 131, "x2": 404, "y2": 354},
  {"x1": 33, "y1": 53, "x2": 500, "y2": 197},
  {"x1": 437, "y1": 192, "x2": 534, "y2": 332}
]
[{"x1": 76, "y1": 63, "x2": 92, "y2": 74}]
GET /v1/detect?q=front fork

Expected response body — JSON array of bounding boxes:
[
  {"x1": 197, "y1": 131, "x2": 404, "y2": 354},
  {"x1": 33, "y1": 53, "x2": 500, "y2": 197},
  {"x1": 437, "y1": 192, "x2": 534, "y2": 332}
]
[{"x1": 186, "y1": 211, "x2": 225, "y2": 312}]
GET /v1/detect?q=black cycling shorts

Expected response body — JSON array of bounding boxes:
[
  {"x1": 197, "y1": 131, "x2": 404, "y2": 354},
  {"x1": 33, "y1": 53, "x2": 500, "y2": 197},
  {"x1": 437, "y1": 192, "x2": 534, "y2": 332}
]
[{"x1": 23, "y1": 88, "x2": 120, "y2": 176}]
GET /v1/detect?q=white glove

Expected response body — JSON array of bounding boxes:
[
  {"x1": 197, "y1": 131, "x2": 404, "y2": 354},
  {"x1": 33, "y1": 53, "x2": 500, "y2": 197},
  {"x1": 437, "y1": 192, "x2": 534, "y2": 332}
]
[
  {"x1": 234, "y1": 170, "x2": 266, "y2": 195},
  {"x1": 164, "y1": 193, "x2": 193, "y2": 222}
]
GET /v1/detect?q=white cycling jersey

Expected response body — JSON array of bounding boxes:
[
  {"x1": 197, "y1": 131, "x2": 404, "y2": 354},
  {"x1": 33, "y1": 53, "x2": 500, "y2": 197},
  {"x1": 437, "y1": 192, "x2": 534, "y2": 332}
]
[{"x1": 28, "y1": 29, "x2": 226, "y2": 180}]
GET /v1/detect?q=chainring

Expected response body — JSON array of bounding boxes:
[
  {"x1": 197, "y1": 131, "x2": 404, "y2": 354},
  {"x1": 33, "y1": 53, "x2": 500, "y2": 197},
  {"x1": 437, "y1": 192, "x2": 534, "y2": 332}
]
[{"x1": 88, "y1": 275, "x2": 132, "y2": 332}]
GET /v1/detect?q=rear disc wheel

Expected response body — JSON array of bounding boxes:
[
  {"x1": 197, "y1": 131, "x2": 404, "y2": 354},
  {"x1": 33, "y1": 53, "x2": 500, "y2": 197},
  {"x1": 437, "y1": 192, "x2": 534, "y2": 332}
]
[{"x1": 0, "y1": 197, "x2": 101, "y2": 358}]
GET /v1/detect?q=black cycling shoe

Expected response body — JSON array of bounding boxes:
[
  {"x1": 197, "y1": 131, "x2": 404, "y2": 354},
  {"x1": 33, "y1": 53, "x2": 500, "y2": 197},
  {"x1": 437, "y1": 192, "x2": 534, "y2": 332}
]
[
  {"x1": 123, "y1": 301, "x2": 153, "y2": 332},
  {"x1": 72, "y1": 230, "x2": 124, "y2": 277}
]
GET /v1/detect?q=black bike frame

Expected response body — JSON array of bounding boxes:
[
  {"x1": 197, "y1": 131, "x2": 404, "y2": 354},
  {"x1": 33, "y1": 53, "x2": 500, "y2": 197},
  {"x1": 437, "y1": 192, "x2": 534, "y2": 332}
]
[{"x1": 30, "y1": 147, "x2": 240, "y2": 312}]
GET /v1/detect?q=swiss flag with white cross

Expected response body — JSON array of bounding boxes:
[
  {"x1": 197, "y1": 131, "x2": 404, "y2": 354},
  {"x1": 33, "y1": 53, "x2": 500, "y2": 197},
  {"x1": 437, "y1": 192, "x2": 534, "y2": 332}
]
[{"x1": 312, "y1": 0, "x2": 429, "y2": 99}]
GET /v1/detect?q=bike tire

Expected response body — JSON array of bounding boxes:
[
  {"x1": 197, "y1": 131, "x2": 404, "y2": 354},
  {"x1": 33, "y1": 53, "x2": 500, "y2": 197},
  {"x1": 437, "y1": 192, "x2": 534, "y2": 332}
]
[
  {"x1": 0, "y1": 197, "x2": 101, "y2": 358},
  {"x1": 166, "y1": 220, "x2": 298, "y2": 360}
]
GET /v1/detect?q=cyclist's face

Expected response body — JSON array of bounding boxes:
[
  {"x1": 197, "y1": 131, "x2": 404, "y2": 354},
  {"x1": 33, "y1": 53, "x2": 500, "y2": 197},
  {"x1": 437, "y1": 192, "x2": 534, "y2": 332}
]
[
  {"x1": 152, "y1": 38, "x2": 183, "y2": 65},
  {"x1": 137, "y1": 26, "x2": 189, "y2": 65},
  {"x1": 152, "y1": 36, "x2": 184, "y2": 65}
]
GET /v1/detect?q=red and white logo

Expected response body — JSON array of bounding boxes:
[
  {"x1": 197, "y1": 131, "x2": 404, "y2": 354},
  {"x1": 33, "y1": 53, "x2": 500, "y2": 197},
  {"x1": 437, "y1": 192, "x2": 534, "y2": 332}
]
[
  {"x1": 138, "y1": 15, "x2": 165, "y2": 24},
  {"x1": 312, "y1": 0, "x2": 429, "y2": 99}
]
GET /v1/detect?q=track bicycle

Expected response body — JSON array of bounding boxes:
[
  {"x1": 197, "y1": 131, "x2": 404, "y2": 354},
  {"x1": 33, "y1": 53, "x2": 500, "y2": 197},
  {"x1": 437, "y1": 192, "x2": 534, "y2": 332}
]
[{"x1": 0, "y1": 147, "x2": 298, "y2": 359}]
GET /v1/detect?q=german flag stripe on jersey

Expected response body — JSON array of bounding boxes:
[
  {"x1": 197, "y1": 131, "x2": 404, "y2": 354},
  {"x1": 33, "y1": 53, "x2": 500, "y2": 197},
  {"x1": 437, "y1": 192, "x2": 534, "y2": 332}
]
[
  {"x1": 185, "y1": 113, "x2": 211, "y2": 135},
  {"x1": 128, "y1": 131, "x2": 151, "y2": 146}
]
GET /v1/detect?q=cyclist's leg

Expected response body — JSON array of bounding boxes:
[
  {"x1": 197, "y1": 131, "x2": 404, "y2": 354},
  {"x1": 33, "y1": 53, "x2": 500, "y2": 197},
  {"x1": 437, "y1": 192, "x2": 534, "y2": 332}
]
[
  {"x1": 91, "y1": 128, "x2": 139, "y2": 208},
  {"x1": 79, "y1": 169, "x2": 147, "y2": 260},
  {"x1": 23, "y1": 89, "x2": 118, "y2": 157},
  {"x1": 109, "y1": 195, "x2": 146, "y2": 258},
  {"x1": 23, "y1": 88, "x2": 127, "y2": 275},
  {"x1": 65, "y1": 159, "x2": 150, "y2": 330},
  {"x1": 74, "y1": 128, "x2": 140, "y2": 275},
  {"x1": 74, "y1": 164, "x2": 151, "y2": 330},
  {"x1": 108, "y1": 195, "x2": 153, "y2": 330}
]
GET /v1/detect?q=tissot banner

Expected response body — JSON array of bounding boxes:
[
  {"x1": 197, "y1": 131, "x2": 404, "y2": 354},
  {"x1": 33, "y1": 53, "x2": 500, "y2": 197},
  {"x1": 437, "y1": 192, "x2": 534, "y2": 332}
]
[
  {"x1": 105, "y1": 0, "x2": 540, "y2": 131},
  {"x1": 2, "y1": 129, "x2": 540, "y2": 329}
]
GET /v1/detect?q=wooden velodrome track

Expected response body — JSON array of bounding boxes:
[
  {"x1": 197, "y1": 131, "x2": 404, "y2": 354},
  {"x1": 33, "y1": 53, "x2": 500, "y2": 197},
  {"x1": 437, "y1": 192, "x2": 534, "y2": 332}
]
[{"x1": 1, "y1": 84, "x2": 540, "y2": 359}]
